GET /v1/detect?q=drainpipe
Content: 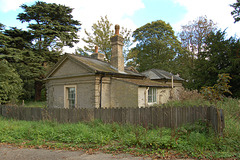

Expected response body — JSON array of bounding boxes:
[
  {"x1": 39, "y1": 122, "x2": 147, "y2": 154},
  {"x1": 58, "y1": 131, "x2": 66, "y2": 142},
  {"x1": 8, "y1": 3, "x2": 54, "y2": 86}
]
[
  {"x1": 145, "y1": 87, "x2": 149, "y2": 107},
  {"x1": 99, "y1": 74, "x2": 105, "y2": 109},
  {"x1": 99, "y1": 76, "x2": 103, "y2": 109},
  {"x1": 170, "y1": 76, "x2": 174, "y2": 99}
]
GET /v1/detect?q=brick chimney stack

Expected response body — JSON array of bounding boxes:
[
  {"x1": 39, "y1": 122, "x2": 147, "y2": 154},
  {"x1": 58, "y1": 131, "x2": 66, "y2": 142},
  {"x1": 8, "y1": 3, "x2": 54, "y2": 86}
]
[
  {"x1": 110, "y1": 24, "x2": 124, "y2": 72},
  {"x1": 91, "y1": 45, "x2": 105, "y2": 61}
]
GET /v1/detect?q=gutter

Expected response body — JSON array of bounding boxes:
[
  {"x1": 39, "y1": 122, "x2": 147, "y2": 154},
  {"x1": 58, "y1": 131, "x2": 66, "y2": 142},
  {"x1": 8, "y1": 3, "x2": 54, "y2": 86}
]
[{"x1": 95, "y1": 71, "x2": 145, "y2": 79}]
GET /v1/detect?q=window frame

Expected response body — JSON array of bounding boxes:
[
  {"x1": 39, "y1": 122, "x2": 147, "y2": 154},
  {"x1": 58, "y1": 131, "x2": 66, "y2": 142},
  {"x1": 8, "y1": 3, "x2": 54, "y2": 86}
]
[
  {"x1": 148, "y1": 87, "x2": 157, "y2": 104},
  {"x1": 64, "y1": 85, "x2": 77, "y2": 109}
]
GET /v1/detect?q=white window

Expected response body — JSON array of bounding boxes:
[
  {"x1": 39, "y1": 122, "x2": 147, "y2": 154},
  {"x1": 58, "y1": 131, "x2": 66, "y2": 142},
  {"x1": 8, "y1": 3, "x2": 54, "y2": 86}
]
[
  {"x1": 64, "y1": 85, "x2": 77, "y2": 108},
  {"x1": 148, "y1": 87, "x2": 157, "y2": 103}
]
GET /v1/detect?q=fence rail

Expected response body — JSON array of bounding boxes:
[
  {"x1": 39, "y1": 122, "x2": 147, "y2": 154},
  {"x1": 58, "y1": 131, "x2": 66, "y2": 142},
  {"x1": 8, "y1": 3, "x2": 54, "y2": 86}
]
[{"x1": 0, "y1": 105, "x2": 224, "y2": 135}]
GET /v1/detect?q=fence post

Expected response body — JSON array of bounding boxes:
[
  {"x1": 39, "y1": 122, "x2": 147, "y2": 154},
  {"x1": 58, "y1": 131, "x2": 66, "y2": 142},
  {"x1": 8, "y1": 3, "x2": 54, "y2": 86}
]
[
  {"x1": 0, "y1": 105, "x2": 2, "y2": 116},
  {"x1": 217, "y1": 109, "x2": 225, "y2": 136}
]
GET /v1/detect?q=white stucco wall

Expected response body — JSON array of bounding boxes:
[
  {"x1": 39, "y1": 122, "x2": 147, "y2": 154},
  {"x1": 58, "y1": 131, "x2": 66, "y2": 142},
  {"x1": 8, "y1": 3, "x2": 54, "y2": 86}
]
[
  {"x1": 137, "y1": 87, "x2": 173, "y2": 107},
  {"x1": 138, "y1": 87, "x2": 147, "y2": 107},
  {"x1": 157, "y1": 88, "x2": 171, "y2": 104}
]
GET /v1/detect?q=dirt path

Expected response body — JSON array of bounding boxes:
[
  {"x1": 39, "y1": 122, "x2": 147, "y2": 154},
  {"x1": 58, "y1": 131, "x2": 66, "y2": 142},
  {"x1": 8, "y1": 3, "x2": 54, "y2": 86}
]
[{"x1": 0, "y1": 144, "x2": 152, "y2": 160}]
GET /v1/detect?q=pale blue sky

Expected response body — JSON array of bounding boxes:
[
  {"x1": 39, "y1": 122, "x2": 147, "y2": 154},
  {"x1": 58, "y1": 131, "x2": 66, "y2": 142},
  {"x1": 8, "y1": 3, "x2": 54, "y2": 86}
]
[{"x1": 0, "y1": 0, "x2": 239, "y2": 52}]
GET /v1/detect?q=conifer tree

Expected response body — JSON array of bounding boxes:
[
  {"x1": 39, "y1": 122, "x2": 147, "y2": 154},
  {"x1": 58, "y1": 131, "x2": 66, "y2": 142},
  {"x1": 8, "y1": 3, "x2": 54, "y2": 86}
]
[{"x1": 17, "y1": 1, "x2": 81, "y2": 100}]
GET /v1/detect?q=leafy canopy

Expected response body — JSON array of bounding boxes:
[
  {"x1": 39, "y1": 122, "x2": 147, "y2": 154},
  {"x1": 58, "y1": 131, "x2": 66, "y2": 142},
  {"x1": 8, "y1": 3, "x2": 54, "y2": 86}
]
[
  {"x1": 177, "y1": 16, "x2": 217, "y2": 89},
  {"x1": 79, "y1": 15, "x2": 132, "y2": 62},
  {"x1": 0, "y1": 60, "x2": 23, "y2": 104},
  {"x1": 17, "y1": 1, "x2": 81, "y2": 50},
  {"x1": 193, "y1": 29, "x2": 240, "y2": 97},
  {"x1": 16, "y1": 1, "x2": 81, "y2": 100},
  {"x1": 231, "y1": 0, "x2": 240, "y2": 23},
  {"x1": 178, "y1": 16, "x2": 217, "y2": 56},
  {"x1": 128, "y1": 20, "x2": 183, "y2": 72}
]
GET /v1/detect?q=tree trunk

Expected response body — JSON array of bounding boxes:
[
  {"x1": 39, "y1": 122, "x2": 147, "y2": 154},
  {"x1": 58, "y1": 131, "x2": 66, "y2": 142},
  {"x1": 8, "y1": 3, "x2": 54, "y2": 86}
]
[{"x1": 34, "y1": 80, "x2": 43, "y2": 101}]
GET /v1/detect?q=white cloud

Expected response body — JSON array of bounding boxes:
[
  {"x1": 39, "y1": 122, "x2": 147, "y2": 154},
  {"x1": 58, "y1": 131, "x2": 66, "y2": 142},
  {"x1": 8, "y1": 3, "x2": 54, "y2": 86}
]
[
  {"x1": 0, "y1": 0, "x2": 33, "y2": 12},
  {"x1": 0, "y1": 0, "x2": 144, "y2": 53},
  {"x1": 173, "y1": 0, "x2": 240, "y2": 37},
  {"x1": 45, "y1": 0, "x2": 145, "y2": 53}
]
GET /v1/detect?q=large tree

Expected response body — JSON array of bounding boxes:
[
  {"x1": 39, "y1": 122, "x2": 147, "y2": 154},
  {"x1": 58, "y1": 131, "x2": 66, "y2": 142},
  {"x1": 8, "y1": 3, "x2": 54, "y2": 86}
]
[
  {"x1": 17, "y1": 1, "x2": 81, "y2": 100},
  {"x1": 178, "y1": 16, "x2": 217, "y2": 59},
  {"x1": 3, "y1": 27, "x2": 36, "y2": 100},
  {"x1": 128, "y1": 20, "x2": 183, "y2": 72},
  {"x1": 1, "y1": 25, "x2": 43, "y2": 100},
  {"x1": 177, "y1": 16, "x2": 217, "y2": 89},
  {"x1": 0, "y1": 60, "x2": 23, "y2": 104},
  {"x1": 231, "y1": 0, "x2": 240, "y2": 23},
  {"x1": 193, "y1": 30, "x2": 240, "y2": 97},
  {"x1": 0, "y1": 24, "x2": 23, "y2": 103},
  {"x1": 79, "y1": 15, "x2": 132, "y2": 62}
]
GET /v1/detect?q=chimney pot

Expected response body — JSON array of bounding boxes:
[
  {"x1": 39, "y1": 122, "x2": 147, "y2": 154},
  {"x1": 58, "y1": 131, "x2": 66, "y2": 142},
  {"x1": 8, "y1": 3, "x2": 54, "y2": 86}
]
[
  {"x1": 91, "y1": 46, "x2": 105, "y2": 61},
  {"x1": 115, "y1": 24, "x2": 120, "y2": 35}
]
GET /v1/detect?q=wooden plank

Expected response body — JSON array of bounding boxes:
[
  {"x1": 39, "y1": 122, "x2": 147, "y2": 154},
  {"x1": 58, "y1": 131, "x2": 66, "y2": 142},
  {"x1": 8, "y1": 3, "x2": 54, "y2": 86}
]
[
  {"x1": 11, "y1": 106, "x2": 19, "y2": 120},
  {"x1": 197, "y1": 106, "x2": 201, "y2": 121},
  {"x1": 151, "y1": 107, "x2": 158, "y2": 127},
  {"x1": 177, "y1": 107, "x2": 181, "y2": 127},
  {"x1": 25, "y1": 107, "x2": 32, "y2": 121},
  {"x1": 180, "y1": 107, "x2": 185, "y2": 126},
  {"x1": 121, "y1": 108, "x2": 126, "y2": 124},
  {"x1": 166, "y1": 107, "x2": 171, "y2": 128},
  {"x1": 111, "y1": 108, "x2": 117, "y2": 122},
  {"x1": 135, "y1": 108, "x2": 140, "y2": 126},
  {"x1": 78, "y1": 108, "x2": 84, "y2": 121},
  {"x1": 139, "y1": 107, "x2": 145, "y2": 127},
  {"x1": 124, "y1": 108, "x2": 129, "y2": 124},
  {"x1": 117, "y1": 108, "x2": 122, "y2": 123},
  {"x1": 94, "y1": 108, "x2": 100, "y2": 120},
  {"x1": 127, "y1": 108, "x2": 133, "y2": 125},
  {"x1": 18, "y1": 107, "x2": 24, "y2": 120},
  {"x1": 1, "y1": 106, "x2": 6, "y2": 117},
  {"x1": 54, "y1": 108, "x2": 60, "y2": 122},
  {"x1": 157, "y1": 108, "x2": 163, "y2": 128},
  {"x1": 48, "y1": 108, "x2": 55, "y2": 121},
  {"x1": 67, "y1": 109, "x2": 73, "y2": 123},
  {"x1": 162, "y1": 107, "x2": 167, "y2": 128},
  {"x1": 171, "y1": 107, "x2": 176, "y2": 128},
  {"x1": 99, "y1": 108, "x2": 104, "y2": 123},
  {"x1": 101, "y1": 108, "x2": 107, "y2": 123},
  {"x1": 191, "y1": 107, "x2": 194, "y2": 124},
  {"x1": 106, "y1": 108, "x2": 111, "y2": 123},
  {"x1": 75, "y1": 109, "x2": 82, "y2": 122},
  {"x1": 89, "y1": 108, "x2": 94, "y2": 121},
  {"x1": 142, "y1": 107, "x2": 151, "y2": 128}
]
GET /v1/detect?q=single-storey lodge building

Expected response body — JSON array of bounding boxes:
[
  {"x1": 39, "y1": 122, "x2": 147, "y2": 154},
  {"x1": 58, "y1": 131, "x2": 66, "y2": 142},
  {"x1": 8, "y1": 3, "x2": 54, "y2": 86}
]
[{"x1": 45, "y1": 25, "x2": 183, "y2": 109}]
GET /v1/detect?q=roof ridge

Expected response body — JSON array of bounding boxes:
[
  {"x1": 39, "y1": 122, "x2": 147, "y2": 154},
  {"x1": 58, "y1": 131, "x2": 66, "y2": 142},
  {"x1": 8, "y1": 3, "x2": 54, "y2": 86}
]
[{"x1": 70, "y1": 53, "x2": 111, "y2": 65}]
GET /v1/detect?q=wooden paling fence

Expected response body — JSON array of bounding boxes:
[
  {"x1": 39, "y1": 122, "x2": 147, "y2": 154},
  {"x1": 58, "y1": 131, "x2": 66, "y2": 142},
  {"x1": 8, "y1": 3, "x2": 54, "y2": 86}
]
[{"x1": 0, "y1": 105, "x2": 224, "y2": 135}]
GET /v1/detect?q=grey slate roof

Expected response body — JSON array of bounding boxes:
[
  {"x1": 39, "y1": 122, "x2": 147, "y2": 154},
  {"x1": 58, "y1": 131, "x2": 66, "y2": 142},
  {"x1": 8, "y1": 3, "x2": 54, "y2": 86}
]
[
  {"x1": 68, "y1": 54, "x2": 143, "y2": 76},
  {"x1": 141, "y1": 69, "x2": 184, "y2": 81}
]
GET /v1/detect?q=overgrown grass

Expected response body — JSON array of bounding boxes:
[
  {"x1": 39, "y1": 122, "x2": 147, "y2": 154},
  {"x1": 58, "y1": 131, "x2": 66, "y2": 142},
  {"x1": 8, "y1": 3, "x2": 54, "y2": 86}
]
[
  {"x1": 0, "y1": 98, "x2": 239, "y2": 159},
  {"x1": 23, "y1": 101, "x2": 47, "y2": 108},
  {"x1": 163, "y1": 99, "x2": 212, "y2": 107}
]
